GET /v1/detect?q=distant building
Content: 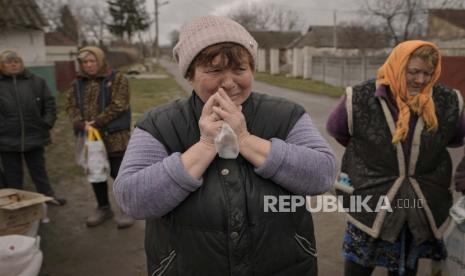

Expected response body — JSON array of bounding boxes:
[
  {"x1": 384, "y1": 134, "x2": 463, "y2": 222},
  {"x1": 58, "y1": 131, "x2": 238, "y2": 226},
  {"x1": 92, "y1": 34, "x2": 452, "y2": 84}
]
[
  {"x1": 250, "y1": 31, "x2": 301, "y2": 50},
  {"x1": 288, "y1": 25, "x2": 390, "y2": 50},
  {"x1": 45, "y1": 32, "x2": 79, "y2": 91},
  {"x1": 426, "y1": 9, "x2": 465, "y2": 57},
  {"x1": 427, "y1": 9, "x2": 465, "y2": 41},
  {"x1": 0, "y1": 0, "x2": 48, "y2": 65},
  {"x1": 427, "y1": 9, "x2": 465, "y2": 97},
  {"x1": 0, "y1": 0, "x2": 58, "y2": 93},
  {"x1": 249, "y1": 31, "x2": 301, "y2": 73},
  {"x1": 281, "y1": 25, "x2": 391, "y2": 84},
  {"x1": 45, "y1": 31, "x2": 78, "y2": 62}
]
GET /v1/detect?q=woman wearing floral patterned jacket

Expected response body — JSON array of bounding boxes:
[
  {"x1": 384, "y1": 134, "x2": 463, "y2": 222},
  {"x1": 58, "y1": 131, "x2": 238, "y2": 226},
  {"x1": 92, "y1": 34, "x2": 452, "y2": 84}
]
[{"x1": 66, "y1": 46, "x2": 134, "y2": 229}]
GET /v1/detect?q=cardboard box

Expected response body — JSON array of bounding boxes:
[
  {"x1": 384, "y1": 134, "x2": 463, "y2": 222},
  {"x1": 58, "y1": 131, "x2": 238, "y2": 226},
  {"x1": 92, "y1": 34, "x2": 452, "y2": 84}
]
[{"x1": 0, "y1": 189, "x2": 52, "y2": 234}]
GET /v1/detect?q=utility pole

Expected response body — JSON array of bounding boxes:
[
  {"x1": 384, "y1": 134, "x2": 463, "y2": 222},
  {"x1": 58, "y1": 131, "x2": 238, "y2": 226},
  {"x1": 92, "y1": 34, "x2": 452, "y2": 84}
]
[
  {"x1": 333, "y1": 10, "x2": 338, "y2": 49},
  {"x1": 154, "y1": 0, "x2": 169, "y2": 61},
  {"x1": 154, "y1": 0, "x2": 159, "y2": 58}
]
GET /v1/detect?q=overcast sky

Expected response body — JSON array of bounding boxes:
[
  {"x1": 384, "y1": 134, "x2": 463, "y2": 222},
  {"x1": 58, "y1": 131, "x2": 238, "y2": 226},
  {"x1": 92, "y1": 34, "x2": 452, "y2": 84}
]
[{"x1": 144, "y1": 0, "x2": 362, "y2": 45}]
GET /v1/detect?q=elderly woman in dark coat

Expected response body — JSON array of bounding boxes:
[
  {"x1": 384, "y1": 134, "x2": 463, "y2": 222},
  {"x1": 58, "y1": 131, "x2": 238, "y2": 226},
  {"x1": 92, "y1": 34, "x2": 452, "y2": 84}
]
[
  {"x1": 66, "y1": 46, "x2": 134, "y2": 228},
  {"x1": 0, "y1": 50, "x2": 65, "y2": 205},
  {"x1": 327, "y1": 40, "x2": 465, "y2": 276}
]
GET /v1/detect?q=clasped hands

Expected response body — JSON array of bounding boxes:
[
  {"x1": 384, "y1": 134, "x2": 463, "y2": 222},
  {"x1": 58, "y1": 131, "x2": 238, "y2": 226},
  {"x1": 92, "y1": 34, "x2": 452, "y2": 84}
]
[{"x1": 198, "y1": 89, "x2": 250, "y2": 148}]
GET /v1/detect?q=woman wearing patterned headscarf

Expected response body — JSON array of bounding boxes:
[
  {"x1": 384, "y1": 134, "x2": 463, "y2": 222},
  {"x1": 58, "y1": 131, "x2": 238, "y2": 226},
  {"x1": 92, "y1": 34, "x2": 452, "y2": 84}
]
[
  {"x1": 65, "y1": 46, "x2": 134, "y2": 228},
  {"x1": 327, "y1": 40, "x2": 465, "y2": 275}
]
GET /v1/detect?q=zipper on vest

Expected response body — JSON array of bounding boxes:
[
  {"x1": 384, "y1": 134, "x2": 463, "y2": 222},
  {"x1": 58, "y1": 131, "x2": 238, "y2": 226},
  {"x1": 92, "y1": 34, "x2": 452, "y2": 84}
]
[
  {"x1": 294, "y1": 233, "x2": 317, "y2": 257},
  {"x1": 13, "y1": 76, "x2": 25, "y2": 152},
  {"x1": 151, "y1": 250, "x2": 176, "y2": 276}
]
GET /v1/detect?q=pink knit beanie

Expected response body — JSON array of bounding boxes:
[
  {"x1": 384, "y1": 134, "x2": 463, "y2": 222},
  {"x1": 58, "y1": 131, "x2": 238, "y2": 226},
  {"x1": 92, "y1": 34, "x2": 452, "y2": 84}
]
[{"x1": 173, "y1": 15, "x2": 258, "y2": 78}]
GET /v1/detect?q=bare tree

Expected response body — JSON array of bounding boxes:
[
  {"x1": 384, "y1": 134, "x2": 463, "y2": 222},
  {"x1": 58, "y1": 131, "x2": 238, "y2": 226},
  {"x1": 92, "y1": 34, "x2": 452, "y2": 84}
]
[
  {"x1": 57, "y1": 5, "x2": 79, "y2": 42},
  {"x1": 273, "y1": 8, "x2": 300, "y2": 31},
  {"x1": 76, "y1": 4, "x2": 111, "y2": 46},
  {"x1": 337, "y1": 22, "x2": 391, "y2": 50},
  {"x1": 228, "y1": 4, "x2": 270, "y2": 31},
  {"x1": 228, "y1": 3, "x2": 302, "y2": 31},
  {"x1": 36, "y1": 0, "x2": 67, "y2": 30},
  {"x1": 362, "y1": 0, "x2": 464, "y2": 45},
  {"x1": 36, "y1": 0, "x2": 109, "y2": 46}
]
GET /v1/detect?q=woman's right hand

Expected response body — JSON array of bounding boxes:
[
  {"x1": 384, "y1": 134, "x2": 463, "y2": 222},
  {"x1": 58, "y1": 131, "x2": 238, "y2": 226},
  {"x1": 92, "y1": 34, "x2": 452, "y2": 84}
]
[
  {"x1": 181, "y1": 95, "x2": 222, "y2": 180},
  {"x1": 199, "y1": 95, "x2": 223, "y2": 146},
  {"x1": 85, "y1": 120, "x2": 95, "y2": 131}
]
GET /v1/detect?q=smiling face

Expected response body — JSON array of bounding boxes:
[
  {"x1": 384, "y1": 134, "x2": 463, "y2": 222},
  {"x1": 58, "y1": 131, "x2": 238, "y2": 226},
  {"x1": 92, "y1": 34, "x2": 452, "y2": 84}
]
[
  {"x1": 187, "y1": 43, "x2": 254, "y2": 105},
  {"x1": 405, "y1": 57, "x2": 434, "y2": 96}
]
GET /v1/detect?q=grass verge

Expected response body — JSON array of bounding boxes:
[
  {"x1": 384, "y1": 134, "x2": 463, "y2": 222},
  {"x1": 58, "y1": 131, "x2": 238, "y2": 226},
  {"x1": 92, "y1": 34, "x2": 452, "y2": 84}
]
[
  {"x1": 255, "y1": 72, "x2": 344, "y2": 97},
  {"x1": 41, "y1": 65, "x2": 186, "y2": 186}
]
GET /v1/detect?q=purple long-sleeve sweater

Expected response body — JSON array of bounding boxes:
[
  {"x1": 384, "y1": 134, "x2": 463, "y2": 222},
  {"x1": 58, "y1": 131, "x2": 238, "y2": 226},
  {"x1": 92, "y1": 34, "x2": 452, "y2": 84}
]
[{"x1": 113, "y1": 113, "x2": 337, "y2": 219}]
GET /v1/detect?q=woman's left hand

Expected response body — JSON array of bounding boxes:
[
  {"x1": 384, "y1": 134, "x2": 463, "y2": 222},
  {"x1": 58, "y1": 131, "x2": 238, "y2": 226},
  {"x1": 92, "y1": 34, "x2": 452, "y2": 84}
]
[{"x1": 212, "y1": 89, "x2": 250, "y2": 142}]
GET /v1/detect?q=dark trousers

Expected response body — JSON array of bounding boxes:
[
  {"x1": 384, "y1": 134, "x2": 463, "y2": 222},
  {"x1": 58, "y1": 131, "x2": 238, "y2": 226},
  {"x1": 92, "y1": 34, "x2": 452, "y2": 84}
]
[
  {"x1": 0, "y1": 158, "x2": 5, "y2": 188},
  {"x1": 0, "y1": 147, "x2": 55, "y2": 196},
  {"x1": 91, "y1": 155, "x2": 123, "y2": 208}
]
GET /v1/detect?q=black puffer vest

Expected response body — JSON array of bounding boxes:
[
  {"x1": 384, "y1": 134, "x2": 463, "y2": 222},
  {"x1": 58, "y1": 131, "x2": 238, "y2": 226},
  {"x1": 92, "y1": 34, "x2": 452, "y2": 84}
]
[
  {"x1": 336, "y1": 80, "x2": 461, "y2": 239},
  {"x1": 137, "y1": 92, "x2": 318, "y2": 276}
]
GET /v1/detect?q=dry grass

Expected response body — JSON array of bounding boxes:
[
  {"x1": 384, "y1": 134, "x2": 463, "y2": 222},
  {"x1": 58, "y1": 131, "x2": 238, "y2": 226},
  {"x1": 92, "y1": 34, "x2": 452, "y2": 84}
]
[
  {"x1": 255, "y1": 72, "x2": 344, "y2": 97},
  {"x1": 30, "y1": 66, "x2": 186, "y2": 187}
]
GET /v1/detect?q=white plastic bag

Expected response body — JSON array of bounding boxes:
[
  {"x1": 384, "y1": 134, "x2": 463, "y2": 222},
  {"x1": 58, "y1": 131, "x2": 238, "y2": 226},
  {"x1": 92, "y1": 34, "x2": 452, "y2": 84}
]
[
  {"x1": 450, "y1": 196, "x2": 465, "y2": 232},
  {"x1": 74, "y1": 132, "x2": 86, "y2": 169},
  {"x1": 0, "y1": 235, "x2": 43, "y2": 276},
  {"x1": 442, "y1": 223, "x2": 465, "y2": 276},
  {"x1": 442, "y1": 196, "x2": 465, "y2": 276},
  {"x1": 85, "y1": 127, "x2": 110, "y2": 182},
  {"x1": 214, "y1": 122, "x2": 239, "y2": 159}
]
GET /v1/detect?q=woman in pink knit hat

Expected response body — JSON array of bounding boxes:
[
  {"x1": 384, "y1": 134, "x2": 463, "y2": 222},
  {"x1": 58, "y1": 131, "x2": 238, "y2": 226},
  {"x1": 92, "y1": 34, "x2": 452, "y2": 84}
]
[{"x1": 114, "y1": 15, "x2": 337, "y2": 275}]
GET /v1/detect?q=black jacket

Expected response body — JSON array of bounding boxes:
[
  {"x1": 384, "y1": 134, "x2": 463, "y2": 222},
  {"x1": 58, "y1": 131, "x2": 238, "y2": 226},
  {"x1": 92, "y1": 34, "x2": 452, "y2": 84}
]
[
  {"x1": 0, "y1": 70, "x2": 56, "y2": 152},
  {"x1": 137, "y1": 92, "x2": 317, "y2": 276}
]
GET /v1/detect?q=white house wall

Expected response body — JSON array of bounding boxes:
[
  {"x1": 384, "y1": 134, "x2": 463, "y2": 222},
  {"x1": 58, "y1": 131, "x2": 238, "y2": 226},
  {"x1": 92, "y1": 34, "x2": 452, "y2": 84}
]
[
  {"x1": 257, "y1": 48, "x2": 267, "y2": 72},
  {"x1": 46, "y1": 45, "x2": 78, "y2": 62},
  {"x1": 0, "y1": 30, "x2": 48, "y2": 66},
  {"x1": 292, "y1": 48, "x2": 303, "y2": 77},
  {"x1": 269, "y1": 49, "x2": 280, "y2": 75}
]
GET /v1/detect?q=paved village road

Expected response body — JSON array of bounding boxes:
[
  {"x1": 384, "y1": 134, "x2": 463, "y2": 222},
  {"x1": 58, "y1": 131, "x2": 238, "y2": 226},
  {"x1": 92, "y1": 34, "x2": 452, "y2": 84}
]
[{"x1": 160, "y1": 59, "x2": 464, "y2": 276}]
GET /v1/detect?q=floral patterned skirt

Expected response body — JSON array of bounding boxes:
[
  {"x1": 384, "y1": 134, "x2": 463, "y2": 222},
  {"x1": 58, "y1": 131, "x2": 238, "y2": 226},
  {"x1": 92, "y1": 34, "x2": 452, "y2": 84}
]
[{"x1": 342, "y1": 222, "x2": 446, "y2": 272}]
